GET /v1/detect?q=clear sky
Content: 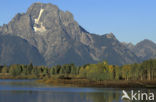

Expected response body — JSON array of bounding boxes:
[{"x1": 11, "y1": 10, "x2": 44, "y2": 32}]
[{"x1": 0, "y1": 0, "x2": 156, "y2": 44}]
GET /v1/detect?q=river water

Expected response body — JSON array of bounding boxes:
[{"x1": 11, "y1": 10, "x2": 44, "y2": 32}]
[{"x1": 0, "y1": 80, "x2": 155, "y2": 102}]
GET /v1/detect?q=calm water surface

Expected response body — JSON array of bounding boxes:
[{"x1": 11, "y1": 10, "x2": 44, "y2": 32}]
[{"x1": 0, "y1": 80, "x2": 155, "y2": 102}]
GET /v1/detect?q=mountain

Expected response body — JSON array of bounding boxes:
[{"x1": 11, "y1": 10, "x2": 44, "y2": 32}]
[
  {"x1": 0, "y1": 34, "x2": 45, "y2": 65},
  {"x1": 124, "y1": 39, "x2": 156, "y2": 61},
  {"x1": 123, "y1": 39, "x2": 156, "y2": 61},
  {"x1": 122, "y1": 42, "x2": 135, "y2": 50},
  {"x1": 0, "y1": 3, "x2": 140, "y2": 66}
]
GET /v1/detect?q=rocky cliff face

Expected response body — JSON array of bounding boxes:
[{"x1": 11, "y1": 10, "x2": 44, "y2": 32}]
[
  {"x1": 0, "y1": 34, "x2": 45, "y2": 65},
  {"x1": 0, "y1": 3, "x2": 140, "y2": 66}
]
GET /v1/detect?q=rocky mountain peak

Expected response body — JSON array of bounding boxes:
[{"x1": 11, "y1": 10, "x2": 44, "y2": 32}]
[
  {"x1": 25, "y1": 2, "x2": 81, "y2": 39},
  {"x1": 122, "y1": 42, "x2": 134, "y2": 50},
  {"x1": 27, "y1": 2, "x2": 59, "y2": 15},
  {"x1": 137, "y1": 39, "x2": 156, "y2": 46},
  {"x1": 134, "y1": 39, "x2": 156, "y2": 52},
  {"x1": 123, "y1": 39, "x2": 156, "y2": 61},
  {"x1": 103, "y1": 33, "x2": 116, "y2": 40},
  {"x1": 0, "y1": 2, "x2": 142, "y2": 66}
]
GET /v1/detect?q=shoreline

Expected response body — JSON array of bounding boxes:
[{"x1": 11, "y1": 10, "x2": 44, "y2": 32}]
[
  {"x1": 0, "y1": 76, "x2": 156, "y2": 88},
  {"x1": 38, "y1": 78, "x2": 156, "y2": 88}
]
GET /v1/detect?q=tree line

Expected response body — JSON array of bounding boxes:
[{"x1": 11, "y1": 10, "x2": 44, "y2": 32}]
[{"x1": 0, "y1": 59, "x2": 156, "y2": 81}]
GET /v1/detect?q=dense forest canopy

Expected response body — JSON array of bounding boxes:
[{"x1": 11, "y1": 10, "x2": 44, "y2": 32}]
[{"x1": 0, "y1": 59, "x2": 156, "y2": 81}]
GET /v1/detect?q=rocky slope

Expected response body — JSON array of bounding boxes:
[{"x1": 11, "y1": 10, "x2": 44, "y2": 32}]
[
  {"x1": 0, "y1": 34, "x2": 45, "y2": 65},
  {"x1": 0, "y1": 3, "x2": 140, "y2": 66},
  {"x1": 123, "y1": 40, "x2": 156, "y2": 61}
]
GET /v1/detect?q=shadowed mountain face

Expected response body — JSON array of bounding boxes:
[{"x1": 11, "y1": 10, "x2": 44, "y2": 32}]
[
  {"x1": 0, "y1": 3, "x2": 141, "y2": 66},
  {"x1": 0, "y1": 34, "x2": 45, "y2": 65},
  {"x1": 124, "y1": 40, "x2": 156, "y2": 61}
]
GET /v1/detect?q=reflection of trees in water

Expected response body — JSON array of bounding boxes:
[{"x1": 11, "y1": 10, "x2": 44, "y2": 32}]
[
  {"x1": 80, "y1": 91, "x2": 121, "y2": 102},
  {"x1": 36, "y1": 92, "x2": 88, "y2": 102},
  {"x1": 1, "y1": 87, "x2": 155, "y2": 102}
]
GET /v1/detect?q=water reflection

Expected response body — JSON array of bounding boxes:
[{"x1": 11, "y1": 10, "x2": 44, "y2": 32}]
[
  {"x1": 79, "y1": 89, "x2": 122, "y2": 102},
  {"x1": 0, "y1": 80, "x2": 155, "y2": 102},
  {"x1": 0, "y1": 91, "x2": 122, "y2": 102}
]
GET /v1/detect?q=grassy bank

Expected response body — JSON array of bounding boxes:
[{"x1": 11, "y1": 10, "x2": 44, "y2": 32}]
[
  {"x1": 38, "y1": 77, "x2": 156, "y2": 88},
  {"x1": 0, "y1": 74, "x2": 156, "y2": 88},
  {"x1": 0, "y1": 74, "x2": 38, "y2": 79}
]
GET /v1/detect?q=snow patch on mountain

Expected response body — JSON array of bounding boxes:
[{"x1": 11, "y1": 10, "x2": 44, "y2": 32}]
[{"x1": 33, "y1": 8, "x2": 46, "y2": 32}]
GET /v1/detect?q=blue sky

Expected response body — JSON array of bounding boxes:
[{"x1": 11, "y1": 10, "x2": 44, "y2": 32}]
[{"x1": 0, "y1": 0, "x2": 156, "y2": 44}]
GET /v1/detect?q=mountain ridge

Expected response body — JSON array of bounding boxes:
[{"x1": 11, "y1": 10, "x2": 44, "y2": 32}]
[
  {"x1": 123, "y1": 39, "x2": 156, "y2": 61},
  {"x1": 0, "y1": 2, "x2": 154, "y2": 66}
]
